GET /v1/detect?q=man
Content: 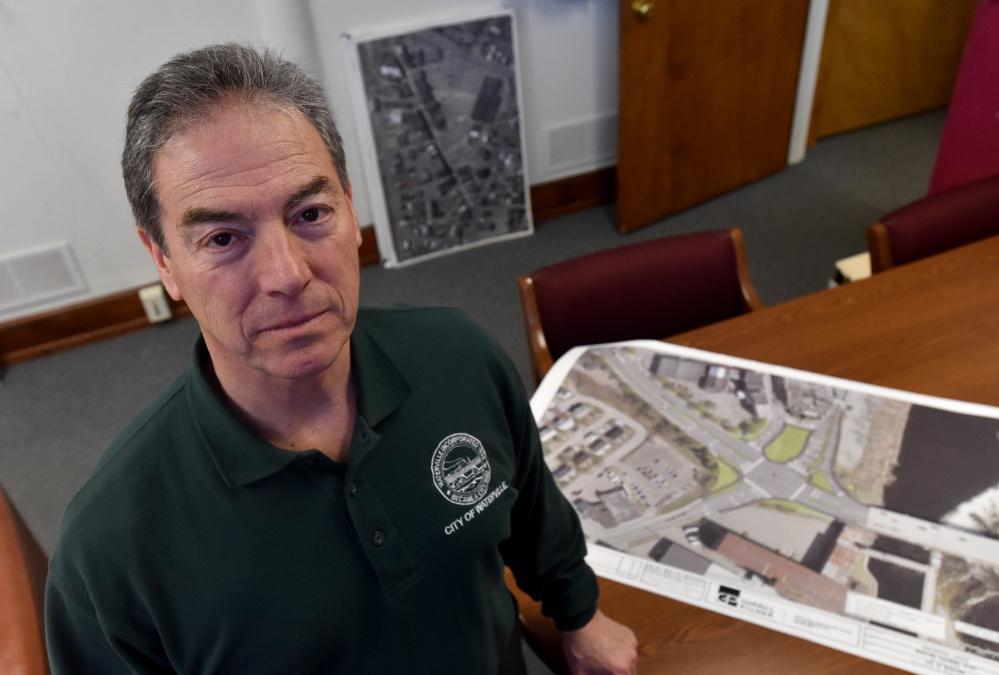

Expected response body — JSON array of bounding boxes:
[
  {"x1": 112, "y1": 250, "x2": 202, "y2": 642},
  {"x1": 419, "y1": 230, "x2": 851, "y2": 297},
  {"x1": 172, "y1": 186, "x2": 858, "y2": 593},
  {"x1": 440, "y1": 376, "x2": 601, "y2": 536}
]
[{"x1": 44, "y1": 44, "x2": 637, "y2": 674}]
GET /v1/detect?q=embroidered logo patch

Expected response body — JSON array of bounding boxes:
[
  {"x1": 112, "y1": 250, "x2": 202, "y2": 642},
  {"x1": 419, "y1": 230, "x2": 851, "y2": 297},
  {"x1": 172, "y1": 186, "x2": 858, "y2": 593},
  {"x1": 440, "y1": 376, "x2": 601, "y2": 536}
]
[{"x1": 431, "y1": 433, "x2": 491, "y2": 505}]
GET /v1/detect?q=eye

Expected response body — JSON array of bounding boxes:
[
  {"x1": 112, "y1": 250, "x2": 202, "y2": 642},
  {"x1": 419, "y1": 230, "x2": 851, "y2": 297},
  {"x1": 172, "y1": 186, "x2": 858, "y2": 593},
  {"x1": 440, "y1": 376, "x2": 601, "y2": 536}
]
[
  {"x1": 301, "y1": 207, "x2": 322, "y2": 223},
  {"x1": 211, "y1": 232, "x2": 233, "y2": 247}
]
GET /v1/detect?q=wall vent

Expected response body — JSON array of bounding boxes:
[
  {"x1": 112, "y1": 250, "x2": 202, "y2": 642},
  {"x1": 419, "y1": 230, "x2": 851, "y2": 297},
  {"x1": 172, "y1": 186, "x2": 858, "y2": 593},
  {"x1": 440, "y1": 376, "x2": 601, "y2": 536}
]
[
  {"x1": 546, "y1": 113, "x2": 618, "y2": 173},
  {"x1": 0, "y1": 242, "x2": 87, "y2": 316}
]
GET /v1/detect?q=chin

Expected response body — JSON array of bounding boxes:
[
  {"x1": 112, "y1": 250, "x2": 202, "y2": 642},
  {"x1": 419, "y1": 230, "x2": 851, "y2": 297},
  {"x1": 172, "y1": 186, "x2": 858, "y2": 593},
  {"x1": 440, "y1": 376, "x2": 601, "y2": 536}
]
[
  {"x1": 264, "y1": 358, "x2": 334, "y2": 381},
  {"x1": 258, "y1": 346, "x2": 342, "y2": 381}
]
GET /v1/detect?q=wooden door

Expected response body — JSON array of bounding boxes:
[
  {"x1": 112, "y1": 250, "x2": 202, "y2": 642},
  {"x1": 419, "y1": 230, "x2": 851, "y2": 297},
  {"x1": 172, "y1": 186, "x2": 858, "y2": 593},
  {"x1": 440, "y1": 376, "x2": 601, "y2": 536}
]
[
  {"x1": 809, "y1": 0, "x2": 978, "y2": 143},
  {"x1": 617, "y1": 0, "x2": 810, "y2": 233}
]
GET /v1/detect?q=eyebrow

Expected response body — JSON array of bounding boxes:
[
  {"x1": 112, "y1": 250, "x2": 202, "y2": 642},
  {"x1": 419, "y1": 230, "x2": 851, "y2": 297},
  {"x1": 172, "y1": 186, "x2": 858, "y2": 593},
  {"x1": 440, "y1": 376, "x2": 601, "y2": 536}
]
[
  {"x1": 284, "y1": 176, "x2": 336, "y2": 213},
  {"x1": 178, "y1": 176, "x2": 337, "y2": 229},
  {"x1": 179, "y1": 206, "x2": 244, "y2": 228}
]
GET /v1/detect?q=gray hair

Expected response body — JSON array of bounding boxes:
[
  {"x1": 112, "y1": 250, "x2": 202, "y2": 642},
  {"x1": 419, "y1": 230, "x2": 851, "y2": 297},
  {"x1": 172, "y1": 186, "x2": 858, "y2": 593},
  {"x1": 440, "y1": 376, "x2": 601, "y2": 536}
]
[{"x1": 122, "y1": 43, "x2": 348, "y2": 251}]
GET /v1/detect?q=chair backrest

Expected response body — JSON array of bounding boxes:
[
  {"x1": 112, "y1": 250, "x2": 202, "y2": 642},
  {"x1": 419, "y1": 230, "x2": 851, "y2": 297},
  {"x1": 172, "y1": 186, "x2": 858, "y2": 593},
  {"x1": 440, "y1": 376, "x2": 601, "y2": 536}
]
[
  {"x1": 867, "y1": 173, "x2": 999, "y2": 273},
  {"x1": 518, "y1": 228, "x2": 762, "y2": 382},
  {"x1": 929, "y1": 0, "x2": 999, "y2": 194},
  {"x1": 0, "y1": 484, "x2": 49, "y2": 675}
]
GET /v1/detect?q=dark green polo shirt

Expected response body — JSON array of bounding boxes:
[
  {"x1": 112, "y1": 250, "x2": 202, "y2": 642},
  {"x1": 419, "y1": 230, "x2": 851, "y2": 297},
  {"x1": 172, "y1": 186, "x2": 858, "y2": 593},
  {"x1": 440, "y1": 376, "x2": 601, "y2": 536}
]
[{"x1": 46, "y1": 306, "x2": 598, "y2": 674}]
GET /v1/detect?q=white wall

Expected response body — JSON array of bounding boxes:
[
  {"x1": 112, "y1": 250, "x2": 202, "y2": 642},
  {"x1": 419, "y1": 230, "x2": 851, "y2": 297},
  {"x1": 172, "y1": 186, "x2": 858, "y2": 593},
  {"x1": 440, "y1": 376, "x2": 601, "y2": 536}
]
[{"x1": 0, "y1": 0, "x2": 620, "y2": 321}]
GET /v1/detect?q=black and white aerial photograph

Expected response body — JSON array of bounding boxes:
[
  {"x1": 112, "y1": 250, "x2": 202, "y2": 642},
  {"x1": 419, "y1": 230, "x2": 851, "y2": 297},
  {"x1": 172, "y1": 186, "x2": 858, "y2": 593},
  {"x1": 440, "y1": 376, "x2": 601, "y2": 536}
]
[{"x1": 348, "y1": 12, "x2": 533, "y2": 266}]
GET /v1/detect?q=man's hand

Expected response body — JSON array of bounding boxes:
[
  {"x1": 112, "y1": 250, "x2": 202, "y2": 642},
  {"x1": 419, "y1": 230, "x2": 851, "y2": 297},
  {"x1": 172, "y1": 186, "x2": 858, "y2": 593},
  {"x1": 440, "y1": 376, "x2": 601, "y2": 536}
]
[{"x1": 561, "y1": 609, "x2": 638, "y2": 674}]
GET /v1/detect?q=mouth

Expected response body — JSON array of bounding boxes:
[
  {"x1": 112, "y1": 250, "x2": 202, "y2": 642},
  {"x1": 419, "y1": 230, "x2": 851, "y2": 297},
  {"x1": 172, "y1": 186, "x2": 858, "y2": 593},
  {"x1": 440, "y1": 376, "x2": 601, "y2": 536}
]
[{"x1": 259, "y1": 310, "x2": 327, "y2": 334}]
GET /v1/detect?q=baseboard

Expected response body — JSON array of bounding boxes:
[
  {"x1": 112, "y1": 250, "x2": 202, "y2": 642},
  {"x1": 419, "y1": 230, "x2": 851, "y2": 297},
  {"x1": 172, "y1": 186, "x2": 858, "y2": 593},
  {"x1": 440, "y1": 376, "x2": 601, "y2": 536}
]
[
  {"x1": 530, "y1": 165, "x2": 617, "y2": 222},
  {"x1": 359, "y1": 224, "x2": 380, "y2": 267},
  {"x1": 0, "y1": 287, "x2": 192, "y2": 367},
  {"x1": 0, "y1": 167, "x2": 617, "y2": 367}
]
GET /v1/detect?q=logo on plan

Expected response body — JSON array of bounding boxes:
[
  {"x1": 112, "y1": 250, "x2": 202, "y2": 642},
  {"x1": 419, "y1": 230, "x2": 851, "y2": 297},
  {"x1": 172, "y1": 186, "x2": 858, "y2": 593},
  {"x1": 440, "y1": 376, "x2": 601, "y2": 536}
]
[{"x1": 431, "y1": 433, "x2": 491, "y2": 505}]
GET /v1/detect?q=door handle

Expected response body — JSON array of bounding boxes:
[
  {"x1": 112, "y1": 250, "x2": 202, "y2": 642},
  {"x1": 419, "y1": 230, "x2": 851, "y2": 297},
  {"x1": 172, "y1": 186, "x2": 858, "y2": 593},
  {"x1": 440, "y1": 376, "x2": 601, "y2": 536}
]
[{"x1": 631, "y1": 0, "x2": 654, "y2": 20}]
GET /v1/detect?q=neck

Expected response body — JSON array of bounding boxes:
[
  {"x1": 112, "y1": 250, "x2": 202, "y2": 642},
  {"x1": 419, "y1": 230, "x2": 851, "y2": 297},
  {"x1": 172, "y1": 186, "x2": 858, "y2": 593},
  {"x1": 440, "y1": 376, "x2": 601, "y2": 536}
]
[{"x1": 206, "y1": 343, "x2": 357, "y2": 461}]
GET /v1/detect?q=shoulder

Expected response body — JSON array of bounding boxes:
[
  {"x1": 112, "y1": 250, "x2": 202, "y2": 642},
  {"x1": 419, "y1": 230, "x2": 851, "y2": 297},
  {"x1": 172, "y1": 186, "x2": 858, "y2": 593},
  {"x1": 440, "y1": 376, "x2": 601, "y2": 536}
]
[
  {"x1": 356, "y1": 305, "x2": 504, "y2": 360},
  {"x1": 354, "y1": 305, "x2": 523, "y2": 398},
  {"x1": 357, "y1": 304, "x2": 488, "y2": 337},
  {"x1": 93, "y1": 371, "x2": 191, "y2": 474},
  {"x1": 54, "y1": 369, "x2": 194, "y2": 558}
]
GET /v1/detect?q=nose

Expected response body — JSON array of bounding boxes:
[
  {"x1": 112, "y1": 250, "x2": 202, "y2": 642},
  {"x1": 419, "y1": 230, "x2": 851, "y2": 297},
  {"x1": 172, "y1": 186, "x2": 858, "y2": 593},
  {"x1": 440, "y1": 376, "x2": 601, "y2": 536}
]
[{"x1": 254, "y1": 225, "x2": 312, "y2": 296}]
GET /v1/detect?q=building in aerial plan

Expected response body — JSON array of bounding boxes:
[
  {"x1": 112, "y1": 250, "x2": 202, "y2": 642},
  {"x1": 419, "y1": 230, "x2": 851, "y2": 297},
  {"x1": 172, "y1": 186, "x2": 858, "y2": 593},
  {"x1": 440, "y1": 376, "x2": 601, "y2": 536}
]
[{"x1": 698, "y1": 520, "x2": 848, "y2": 614}]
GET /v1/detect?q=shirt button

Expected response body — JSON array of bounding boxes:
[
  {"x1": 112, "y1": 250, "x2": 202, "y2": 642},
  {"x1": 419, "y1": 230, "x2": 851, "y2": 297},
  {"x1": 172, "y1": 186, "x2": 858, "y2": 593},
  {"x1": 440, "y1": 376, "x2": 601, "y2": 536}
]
[
  {"x1": 372, "y1": 531, "x2": 385, "y2": 546},
  {"x1": 348, "y1": 483, "x2": 357, "y2": 496}
]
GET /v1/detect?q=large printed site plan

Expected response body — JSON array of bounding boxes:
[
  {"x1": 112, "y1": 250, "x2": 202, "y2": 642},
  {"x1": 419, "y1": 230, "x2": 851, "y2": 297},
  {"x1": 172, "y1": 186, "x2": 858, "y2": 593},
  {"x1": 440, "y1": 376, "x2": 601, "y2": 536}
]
[{"x1": 532, "y1": 342, "x2": 999, "y2": 674}]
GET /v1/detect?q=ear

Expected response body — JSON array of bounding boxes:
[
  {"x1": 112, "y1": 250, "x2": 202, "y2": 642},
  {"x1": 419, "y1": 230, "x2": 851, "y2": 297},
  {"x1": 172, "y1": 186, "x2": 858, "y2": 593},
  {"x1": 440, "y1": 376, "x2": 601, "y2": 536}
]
[{"x1": 137, "y1": 228, "x2": 183, "y2": 301}]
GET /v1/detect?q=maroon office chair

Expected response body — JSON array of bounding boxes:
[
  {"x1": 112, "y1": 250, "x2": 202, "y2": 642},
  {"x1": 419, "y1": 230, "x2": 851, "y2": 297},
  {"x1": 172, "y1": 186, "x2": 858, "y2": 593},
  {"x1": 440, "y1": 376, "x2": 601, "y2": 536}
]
[
  {"x1": 0, "y1": 484, "x2": 49, "y2": 675},
  {"x1": 517, "y1": 228, "x2": 763, "y2": 383},
  {"x1": 868, "y1": 173, "x2": 999, "y2": 274}
]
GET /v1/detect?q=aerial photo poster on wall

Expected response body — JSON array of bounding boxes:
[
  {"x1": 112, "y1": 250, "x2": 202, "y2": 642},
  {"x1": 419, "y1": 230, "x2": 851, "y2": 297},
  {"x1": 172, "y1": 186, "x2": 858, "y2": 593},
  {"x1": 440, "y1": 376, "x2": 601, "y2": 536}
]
[
  {"x1": 342, "y1": 9, "x2": 533, "y2": 267},
  {"x1": 532, "y1": 340, "x2": 999, "y2": 675}
]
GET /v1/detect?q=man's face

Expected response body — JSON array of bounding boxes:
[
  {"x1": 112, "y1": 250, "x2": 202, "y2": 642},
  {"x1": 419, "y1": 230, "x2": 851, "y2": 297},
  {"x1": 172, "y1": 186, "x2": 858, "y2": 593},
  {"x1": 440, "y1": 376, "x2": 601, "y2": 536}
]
[{"x1": 140, "y1": 102, "x2": 362, "y2": 382}]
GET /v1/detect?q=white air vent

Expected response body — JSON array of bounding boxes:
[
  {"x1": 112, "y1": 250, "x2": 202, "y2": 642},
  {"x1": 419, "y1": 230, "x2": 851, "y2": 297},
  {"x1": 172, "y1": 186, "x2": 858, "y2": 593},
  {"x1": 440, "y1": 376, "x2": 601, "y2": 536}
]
[
  {"x1": 0, "y1": 242, "x2": 87, "y2": 314},
  {"x1": 546, "y1": 113, "x2": 618, "y2": 172}
]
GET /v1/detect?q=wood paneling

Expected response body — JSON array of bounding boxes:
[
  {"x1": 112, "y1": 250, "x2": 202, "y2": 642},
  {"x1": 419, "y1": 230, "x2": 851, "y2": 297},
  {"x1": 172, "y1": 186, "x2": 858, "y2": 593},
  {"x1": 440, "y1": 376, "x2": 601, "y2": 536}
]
[
  {"x1": 810, "y1": 0, "x2": 978, "y2": 142},
  {"x1": 617, "y1": 0, "x2": 810, "y2": 233}
]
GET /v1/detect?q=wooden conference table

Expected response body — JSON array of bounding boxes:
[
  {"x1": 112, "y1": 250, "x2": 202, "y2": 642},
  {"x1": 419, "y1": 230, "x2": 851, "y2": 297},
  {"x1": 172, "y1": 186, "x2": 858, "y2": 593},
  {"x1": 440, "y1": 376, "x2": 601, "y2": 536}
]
[{"x1": 511, "y1": 234, "x2": 999, "y2": 673}]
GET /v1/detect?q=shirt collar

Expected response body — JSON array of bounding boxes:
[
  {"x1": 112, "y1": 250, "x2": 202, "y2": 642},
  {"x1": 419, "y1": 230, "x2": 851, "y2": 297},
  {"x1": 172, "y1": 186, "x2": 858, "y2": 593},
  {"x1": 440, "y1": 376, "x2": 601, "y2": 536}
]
[
  {"x1": 349, "y1": 316, "x2": 411, "y2": 428},
  {"x1": 187, "y1": 337, "x2": 299, "y2": 487},
  {"x1": 187, "y1": 316, "x2": 411, "y2": 487}
]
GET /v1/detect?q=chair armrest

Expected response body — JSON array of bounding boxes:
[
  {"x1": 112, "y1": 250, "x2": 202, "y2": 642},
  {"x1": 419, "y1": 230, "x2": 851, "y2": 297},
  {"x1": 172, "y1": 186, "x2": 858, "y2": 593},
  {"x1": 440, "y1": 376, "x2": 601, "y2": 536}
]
[
  {"x1": 0, "y1": 487, "x2": 49, "y2": 675},
  {"x1": 867, "y1": 222, "x2": 895, "y2": 273},
  {"x1": 729, "y1": 229, "x2": 764, "y2": 311},
  {"x1": 517, "y1": 275, "x2": 555, "y2": 384}
]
